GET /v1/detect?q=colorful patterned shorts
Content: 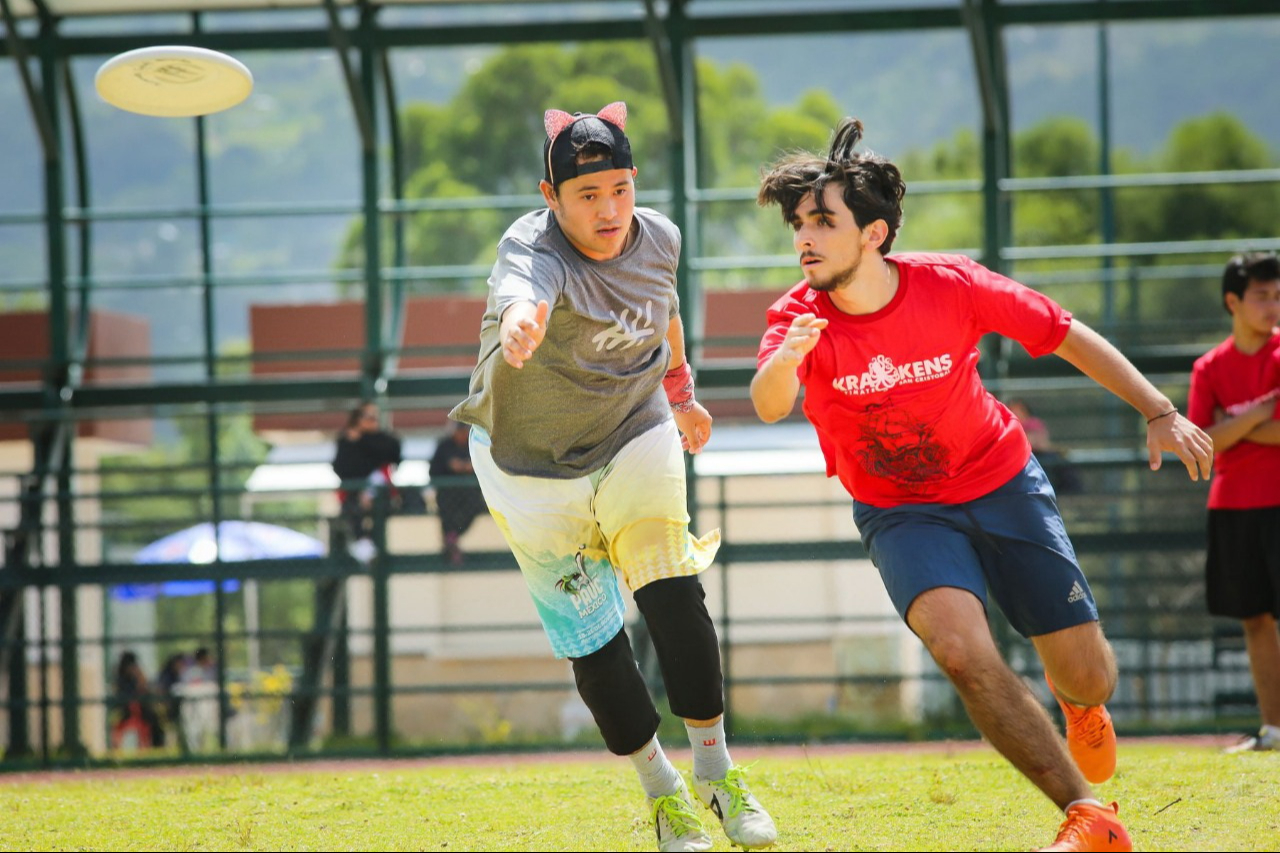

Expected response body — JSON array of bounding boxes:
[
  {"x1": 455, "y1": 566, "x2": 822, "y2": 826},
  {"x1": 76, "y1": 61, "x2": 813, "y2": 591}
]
[{"x1": 470, "y1": 420, "x2": 720, "y2": 658}]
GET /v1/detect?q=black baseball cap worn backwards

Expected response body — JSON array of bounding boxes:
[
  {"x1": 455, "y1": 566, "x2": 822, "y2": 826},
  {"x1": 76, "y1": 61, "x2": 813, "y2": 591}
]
[{"x1": 543, "y1": 101, "x2": 634, "y2": 189}]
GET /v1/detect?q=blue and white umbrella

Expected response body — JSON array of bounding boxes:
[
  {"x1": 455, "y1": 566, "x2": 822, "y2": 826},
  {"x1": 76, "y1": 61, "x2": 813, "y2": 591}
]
[{"x1": 113, "y1": 521, "x2": 325, "y2": 601}]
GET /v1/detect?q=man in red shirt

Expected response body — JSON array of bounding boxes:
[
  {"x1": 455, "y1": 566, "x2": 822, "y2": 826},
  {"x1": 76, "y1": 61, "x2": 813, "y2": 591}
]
[
  {"x1": 751, "y1": 118, "x2": 1213, "y2": 852},
  {"x1": 1187, "y1": 252, "x2": 1280, "y2": 753}
]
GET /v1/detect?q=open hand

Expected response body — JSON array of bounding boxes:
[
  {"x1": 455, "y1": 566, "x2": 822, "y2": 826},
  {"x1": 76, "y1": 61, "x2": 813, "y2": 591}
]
[
  {"x1": 1147, "y1": 412, "x2": 1213, "y2": 480},
  {"x1": 674, "y1": 402, "x2": 713, "y2": 455},
  {"x1": 775, "y1": 313, "x2": 829, "y2": 367},
  {"x1": 502, "y1": 300, "x2": 549, "y2": 369}
]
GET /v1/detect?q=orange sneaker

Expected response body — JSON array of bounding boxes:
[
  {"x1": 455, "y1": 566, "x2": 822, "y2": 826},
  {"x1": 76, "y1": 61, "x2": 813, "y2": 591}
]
[
  {"x1": 1037, "y1": 801, "x2": 1132, "y2": 852},
  {"x1": 1046, "y1": 675, "x2": 1117, "y2": 784}
]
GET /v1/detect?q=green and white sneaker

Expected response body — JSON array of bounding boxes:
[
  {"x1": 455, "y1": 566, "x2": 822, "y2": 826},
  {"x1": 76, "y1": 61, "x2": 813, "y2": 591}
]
[
  {"x1": 694, "y1": 766, "x2": 778, "y2": 849},
  {"x1": 650, "y1": 781, "x2": 713, "y2": 852},
  {"x1": 1226, "y1": 724, "x2": 1280, "y2": 753}
]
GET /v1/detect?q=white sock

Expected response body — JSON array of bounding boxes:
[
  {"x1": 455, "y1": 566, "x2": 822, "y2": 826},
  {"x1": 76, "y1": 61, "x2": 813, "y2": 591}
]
[
  {"x1": 1260, "y1": 724, "x2": 1280, "y2": 738},
  {"x1": 629, "y1": 736, "x2": 683, "y2": 799},
  {"x1": 686, "y1": 718, "x2": 732, "y2": 781},
  {"x1": 1065, "y1": 798, "x2": 1104, "y2": 812}
]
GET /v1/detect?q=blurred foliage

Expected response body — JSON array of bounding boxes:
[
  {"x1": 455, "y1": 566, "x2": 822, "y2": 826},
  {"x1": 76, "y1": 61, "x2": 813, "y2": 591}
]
[
  {"x1": 339, "y1": 42, "x2": 842, "y2": 292},
  {"x1": 338, "y1": 43, "x2": 1278, "y2": 307}
]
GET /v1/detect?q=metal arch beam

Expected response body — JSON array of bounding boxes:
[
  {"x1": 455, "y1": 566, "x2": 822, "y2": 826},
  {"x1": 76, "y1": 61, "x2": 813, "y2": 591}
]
[
  {"x1": 323, "y1": 0, "x2": 375, "y2": 155},
  {"x1": 962, "y1": 0, "x2": 1011, "y2": 287},
  {"x1": 0, "y1": 0, "x2": 56, "y2": 159},
  {"x1": 377, "y1": 45, "x2": 408, "y2": 387},
  {"x1": 961, "y1": 0, "x2": 1006, "y2": 139},
  {"x1": 642, "y1": 0, "x2": 683, "y2": 144},
  {"x1": 61, "y1": 55, "x2": 91, "y2": 385},
  {"x1": 996, "y1": 0, "x2": 1280, "y2": 26},
  {"x1": 0, "y1": 3, "x2": 1274, "y2": 60}
]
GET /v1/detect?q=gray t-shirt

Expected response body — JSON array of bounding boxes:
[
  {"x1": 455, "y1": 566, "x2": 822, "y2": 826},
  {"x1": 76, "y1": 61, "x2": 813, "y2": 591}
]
[{"x1": 450, "y1": 206, "x2": 681, "y2": 478}]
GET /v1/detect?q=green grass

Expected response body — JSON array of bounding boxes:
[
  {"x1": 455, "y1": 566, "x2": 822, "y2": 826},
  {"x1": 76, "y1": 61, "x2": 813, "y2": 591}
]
[{"x1": 1, "y1": 744, "x2": 1277, "y2": 851}]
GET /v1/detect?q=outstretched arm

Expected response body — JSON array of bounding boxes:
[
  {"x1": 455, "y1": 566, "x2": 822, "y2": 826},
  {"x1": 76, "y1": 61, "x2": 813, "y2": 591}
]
[
  {"x1": 751, "y1": 314, "x2": 828, "y2": 423},
  {"x1": 1053, "y1": 319, "x2": 1213, "y2": 479}
]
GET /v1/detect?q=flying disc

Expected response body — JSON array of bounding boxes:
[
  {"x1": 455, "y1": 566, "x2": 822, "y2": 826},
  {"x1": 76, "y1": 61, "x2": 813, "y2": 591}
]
[{"x1": 95, "y1": 45, "x2": 253, "y2": 118}]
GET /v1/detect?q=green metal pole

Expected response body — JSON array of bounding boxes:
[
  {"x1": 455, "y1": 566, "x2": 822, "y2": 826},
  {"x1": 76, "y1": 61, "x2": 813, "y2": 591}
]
[
  {"x1": 378, "y1": 47, "x2": 407, "y2": 387},
  {"x1": 36, "y1": 18, "x2": 85, "y2": 759},
  {"x1": 717, "y1": 477, "x2": 732, "y2": 737},
  {"x1": 196, "y1": 124, "x2": 229, "y2": 753},
  {"x1": 191, "y1": 11, "x2": 229, "y2": 753},
  {"x1": 666, "y1": 0, "x2": 704, "y2": 531},
  {"x1": 1098, "y1": 15, "x2": 1116, "y2": 334},
  {"x1": 356, "y1": 4, "x2": 391, "y2": 754}
]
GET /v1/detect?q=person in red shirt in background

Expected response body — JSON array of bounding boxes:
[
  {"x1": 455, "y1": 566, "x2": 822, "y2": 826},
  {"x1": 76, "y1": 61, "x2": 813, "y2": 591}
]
[
  {"x1": 751, "y1": 118, "x2": 1213, "y2": 852},
  {"x1": 1188, "y1": 252, "x2": 1280, "y2": 753}
]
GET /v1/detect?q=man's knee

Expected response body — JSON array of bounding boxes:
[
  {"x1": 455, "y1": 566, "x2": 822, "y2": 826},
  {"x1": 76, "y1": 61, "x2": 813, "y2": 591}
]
[
  {"x1": 922, "y1": 632, "x2": 1001, "y2": 692},
  {"x1": 570, "y1": 628, "x2": 659, "y2": 755},
  {"x1": 1038, "y1": 624, "x2": 1118, "y2": 706},
  {"x1": 634, "y1": 576, "x2": 724, "y2": 721},
  {"x1": 1053, "y1": 658, "x2": 1116, "y2": 706}
]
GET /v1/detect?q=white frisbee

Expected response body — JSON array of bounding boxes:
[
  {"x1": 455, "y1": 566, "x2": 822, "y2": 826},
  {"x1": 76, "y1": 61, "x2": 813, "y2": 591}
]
[{"x1": 95, "y1": 45, "x2": 253, "y2": 118}]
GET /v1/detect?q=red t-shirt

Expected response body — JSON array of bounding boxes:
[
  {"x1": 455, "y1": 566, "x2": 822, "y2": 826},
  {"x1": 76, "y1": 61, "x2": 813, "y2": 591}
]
[
  {"x1": 757, "y1": 253, "x2": 1073, "y2": 507},
  {"x1": 1187, "y1": 332, "x2": 1280, "y2": 509}
]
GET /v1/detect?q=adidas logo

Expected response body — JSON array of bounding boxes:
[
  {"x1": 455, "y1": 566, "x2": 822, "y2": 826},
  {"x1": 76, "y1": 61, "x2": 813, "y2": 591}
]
[{"x1": 1067, "y1": 581, "x2": 1086, "y2": 604}]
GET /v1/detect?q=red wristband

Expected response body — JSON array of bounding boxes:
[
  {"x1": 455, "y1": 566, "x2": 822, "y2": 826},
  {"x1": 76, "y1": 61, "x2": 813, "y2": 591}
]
[{"x1": 663, "y1": 361, "x2": 695, "y2": 411}]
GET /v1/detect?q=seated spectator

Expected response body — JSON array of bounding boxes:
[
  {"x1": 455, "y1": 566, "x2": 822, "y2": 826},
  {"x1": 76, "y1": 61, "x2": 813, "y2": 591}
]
[
  {"x1": 429, "y1": 420, "x2": 487, "y2": 565},
  {"x1": 113, "y1": 651, "x2": 165, "y2": 749},
  {"x1": 156, "y1": 652, "x2": 188, "y2": 740},
  {"x1": 333, "y1": 401, "x2": 403, "y2": 564},
  {"x1": 175, "y1": 647, "x2": 220, "y2": 753}
]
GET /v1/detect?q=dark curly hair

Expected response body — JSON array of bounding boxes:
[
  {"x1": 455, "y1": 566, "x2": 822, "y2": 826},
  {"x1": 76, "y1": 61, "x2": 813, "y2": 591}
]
[{"x1": 758, "y1": 118, "x2": 906, "y2": 254}]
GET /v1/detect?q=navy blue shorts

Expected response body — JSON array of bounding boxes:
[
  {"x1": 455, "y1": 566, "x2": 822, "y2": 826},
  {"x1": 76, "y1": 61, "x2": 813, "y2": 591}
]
[{"x1": 853, "y1": 456, "x2": 1098, "y2": 638}]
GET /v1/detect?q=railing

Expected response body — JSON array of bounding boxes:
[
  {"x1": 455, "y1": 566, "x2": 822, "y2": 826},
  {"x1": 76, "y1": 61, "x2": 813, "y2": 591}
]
[{"x1": 0, "y1": 447, "x2": 1245, "y2": 767}]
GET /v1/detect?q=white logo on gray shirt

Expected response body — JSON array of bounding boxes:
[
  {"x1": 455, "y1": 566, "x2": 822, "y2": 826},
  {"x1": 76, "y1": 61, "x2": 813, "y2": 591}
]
[{"x1": 592, "y1": 300, "x2": 656, "y2": 351}]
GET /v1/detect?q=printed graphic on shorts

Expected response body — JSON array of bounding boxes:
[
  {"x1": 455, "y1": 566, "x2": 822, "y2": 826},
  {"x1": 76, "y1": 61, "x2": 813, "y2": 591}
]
[
  {"x1": 854, "y1": 400, "x2": 951, "y2": 493},
  {"x1": 531, "y1": 544, "x2": 626, "y2": 659},
  {"x1": 555, "y1": 549, "x2": 611, "y2": 620},
  {"x1": 592, "y1": 300, "x2": 656, "y2": 351},
  {"x1": 832, "y1": 352, "x2": 953, "y2": 396}
]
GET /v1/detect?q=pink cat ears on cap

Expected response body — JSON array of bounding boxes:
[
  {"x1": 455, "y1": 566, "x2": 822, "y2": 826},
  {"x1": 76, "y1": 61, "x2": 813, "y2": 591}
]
[
  {"x1": 544, "y1": 101, "x2": 627, "y2": 140},
  {"x1": 541, "y1": 101, "x2": 634, "y2": 188}
]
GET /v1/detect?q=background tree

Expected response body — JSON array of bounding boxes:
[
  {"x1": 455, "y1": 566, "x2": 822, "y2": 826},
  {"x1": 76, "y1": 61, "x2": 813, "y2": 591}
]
[{"x1": 338, "y1": 43, "x2": 841, "y2": 292}]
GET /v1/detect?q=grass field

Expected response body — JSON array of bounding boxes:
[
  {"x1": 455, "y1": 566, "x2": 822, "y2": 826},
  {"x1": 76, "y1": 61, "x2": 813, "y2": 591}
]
[{"x1": 1, "y1": 741, "x2": 1276, "y2": 851}]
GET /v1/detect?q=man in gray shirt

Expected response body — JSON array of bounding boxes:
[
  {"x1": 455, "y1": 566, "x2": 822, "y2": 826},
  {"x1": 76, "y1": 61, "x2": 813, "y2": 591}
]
[{"x1": 452, "y1": 102, "x2": 776, "y2": 852}]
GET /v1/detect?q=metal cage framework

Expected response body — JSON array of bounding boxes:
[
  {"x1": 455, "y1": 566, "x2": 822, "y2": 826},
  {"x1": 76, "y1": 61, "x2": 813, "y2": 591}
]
[{"x1": 1, "y1": 0, "x2": 1278, "y2": 762}]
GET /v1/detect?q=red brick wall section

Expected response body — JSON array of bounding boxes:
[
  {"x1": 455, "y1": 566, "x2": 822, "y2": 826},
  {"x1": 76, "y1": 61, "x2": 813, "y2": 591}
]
[
  {"x1": 249, "y1": 289, "x2": 795, "y2": 434},
  {"x1": 0, "y1": 310, "x2": 152, "y2": 444}
]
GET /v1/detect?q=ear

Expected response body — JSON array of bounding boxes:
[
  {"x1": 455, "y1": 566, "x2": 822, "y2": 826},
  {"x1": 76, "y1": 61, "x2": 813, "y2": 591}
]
[
  {"x1": 863, "y1": 220, "x2": 889, "y2": 252},
  {"x1": 544, "y1": 109, "x2": 575, "y2": 141},
  {"x1": 539, "y1": 179, "x2": 559, "y2": 210},
  {"x1": 596, "y1": 101, "x2": 627, "y2": 130},
  {"x1": 1225, "y1": 292, "x2": 1240, "y2": 315}
]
